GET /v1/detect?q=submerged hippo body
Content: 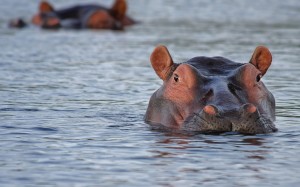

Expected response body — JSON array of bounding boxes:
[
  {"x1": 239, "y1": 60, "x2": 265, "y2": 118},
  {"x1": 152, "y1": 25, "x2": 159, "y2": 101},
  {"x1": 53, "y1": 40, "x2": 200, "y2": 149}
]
[
  {"x1": 10, "y1": 0, "x2": 135, "y2": 30},
  {"x1": 145, "y1": 45, "x2": 277, "y2": 134}
]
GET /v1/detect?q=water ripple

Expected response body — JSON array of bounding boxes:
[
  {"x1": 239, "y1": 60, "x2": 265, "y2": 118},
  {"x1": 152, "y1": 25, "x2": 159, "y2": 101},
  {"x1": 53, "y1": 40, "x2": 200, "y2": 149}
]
[{"x1": 0, "y1": 0, "x2": 300, "y2": 186}]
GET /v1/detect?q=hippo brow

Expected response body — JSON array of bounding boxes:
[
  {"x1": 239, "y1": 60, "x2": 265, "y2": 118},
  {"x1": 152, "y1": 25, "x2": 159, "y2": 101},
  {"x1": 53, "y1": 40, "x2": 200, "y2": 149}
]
[{"x1": 166, "y1": 63, "x2": 181, "y2": 80}]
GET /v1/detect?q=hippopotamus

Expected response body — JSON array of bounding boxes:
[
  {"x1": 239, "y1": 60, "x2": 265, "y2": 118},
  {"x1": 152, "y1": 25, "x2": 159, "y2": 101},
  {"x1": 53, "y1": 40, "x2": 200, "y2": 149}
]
[
  {"x1": 9, "y1": 0, "x2": 136, "y2": 30},
  {"x1": 145, "y1": 45, "x2": 277, "y2": 134}
]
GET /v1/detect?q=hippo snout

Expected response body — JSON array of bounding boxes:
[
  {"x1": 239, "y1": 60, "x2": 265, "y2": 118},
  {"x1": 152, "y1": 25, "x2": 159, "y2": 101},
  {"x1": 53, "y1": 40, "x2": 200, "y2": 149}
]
[
  {"x1": 183, "y1": 103, "x2": 277, "y2": 134},
  {"x1": 202, "y1": 103, "x2": 257, "y2": 119}
]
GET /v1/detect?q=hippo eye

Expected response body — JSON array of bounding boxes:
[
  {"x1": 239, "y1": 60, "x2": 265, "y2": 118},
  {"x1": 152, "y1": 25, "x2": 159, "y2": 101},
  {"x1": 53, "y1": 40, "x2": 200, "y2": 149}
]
[
  {"x1": 174, "y1": 74, "x2": 179, "y2": 82},
  {"x1": 256, "y1": 74, "x2": 262, "y2": 82}
]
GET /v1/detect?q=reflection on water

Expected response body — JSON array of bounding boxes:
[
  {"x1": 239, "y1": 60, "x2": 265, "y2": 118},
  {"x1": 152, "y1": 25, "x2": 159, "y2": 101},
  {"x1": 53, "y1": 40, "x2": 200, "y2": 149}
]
[
  {"x1": 147, "y1": 133, "x2": 278, "y2": 186},
  {"x1": 1, "y1": 0, "x2": 300, "y2": 186},
  {"x1": 241, "y1": 138, "x2": 264, "y2": 146}
]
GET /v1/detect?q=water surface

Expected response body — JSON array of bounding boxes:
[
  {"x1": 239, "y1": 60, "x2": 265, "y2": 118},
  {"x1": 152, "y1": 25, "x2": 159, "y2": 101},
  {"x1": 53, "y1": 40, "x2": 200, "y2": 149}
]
[{"x1": 0, "y1": 0, "x2": 300, "y2": 186}]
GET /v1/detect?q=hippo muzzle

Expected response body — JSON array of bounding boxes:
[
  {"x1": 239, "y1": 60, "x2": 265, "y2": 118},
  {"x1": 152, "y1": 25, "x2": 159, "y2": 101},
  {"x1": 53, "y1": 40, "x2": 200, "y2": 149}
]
[{"x1": 183, "y1": 104, "x2": 277, "y2": 134}]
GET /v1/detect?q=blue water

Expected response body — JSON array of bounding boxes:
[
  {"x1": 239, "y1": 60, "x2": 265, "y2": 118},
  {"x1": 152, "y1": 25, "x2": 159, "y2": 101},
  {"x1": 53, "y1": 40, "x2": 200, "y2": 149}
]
[{"x1": 1, "y1": 0, "x2": 300, "y2": 186}]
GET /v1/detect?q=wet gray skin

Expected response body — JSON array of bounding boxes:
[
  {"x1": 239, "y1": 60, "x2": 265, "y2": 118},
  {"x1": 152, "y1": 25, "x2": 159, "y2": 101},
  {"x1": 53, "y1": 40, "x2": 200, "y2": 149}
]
[{"x1": 145, "y1": 45, "x2": 277, "y2": 134}]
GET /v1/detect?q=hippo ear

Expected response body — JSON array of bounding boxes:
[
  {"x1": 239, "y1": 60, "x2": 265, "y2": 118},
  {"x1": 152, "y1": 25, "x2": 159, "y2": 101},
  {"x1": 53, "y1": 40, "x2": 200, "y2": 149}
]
[
  {"x1": 110, "y1": 0, "x2": 127, "y2": 21},
  {"x1": 39, "y1": 1, "x2": 55, "y2": 13},
  {"x1": 150, "y1": 45, "x2": 174, "y2": 80},
  {"x1": 249, "y1": 46, "x2": 272, "y2": 76}
]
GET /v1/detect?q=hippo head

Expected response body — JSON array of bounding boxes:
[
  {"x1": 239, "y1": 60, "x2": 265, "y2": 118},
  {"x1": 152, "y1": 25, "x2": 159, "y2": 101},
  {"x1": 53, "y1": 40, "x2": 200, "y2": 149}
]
[
  {"x1": 85, "y1": 0, "x2": 127, "y2": 30},
  {"x1": 145, "y1": 45, "x2": 277, "y2": 134},
  {"x1": 31, "y1": 0, "x2": 127, "y2": 30}
]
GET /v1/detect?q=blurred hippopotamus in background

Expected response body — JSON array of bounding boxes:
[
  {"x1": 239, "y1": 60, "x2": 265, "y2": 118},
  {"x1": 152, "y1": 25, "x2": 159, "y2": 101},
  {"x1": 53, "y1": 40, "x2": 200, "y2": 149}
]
[
  {"x1": 145, "y1": 45, "x2": 277, "y2": 135},
  {"x1": 9, "y1": 0, "x2": 136, "y2": 30}
]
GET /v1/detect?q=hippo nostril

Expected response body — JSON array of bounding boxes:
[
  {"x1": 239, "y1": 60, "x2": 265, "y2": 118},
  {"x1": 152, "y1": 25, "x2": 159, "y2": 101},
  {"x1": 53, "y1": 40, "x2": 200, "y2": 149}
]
[
  {"x1": 203, "y1": 105, "x2": 218, "y2": 115},
  {"x1": 228, "y1": 83, "x2": 236, "y2": 93},
  {"x1": 241, "y1": 103, "x2": 257, "y2": 114},
  {"x1": 201, "y1": 89, "x2": 213, "y2": 102}
]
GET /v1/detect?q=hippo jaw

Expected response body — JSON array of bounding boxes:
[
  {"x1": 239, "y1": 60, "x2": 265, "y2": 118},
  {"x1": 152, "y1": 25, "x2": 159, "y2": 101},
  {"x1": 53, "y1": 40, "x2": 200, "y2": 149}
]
[{"x1": 183, "y1": 104, "x2": 277, "y2": 134}]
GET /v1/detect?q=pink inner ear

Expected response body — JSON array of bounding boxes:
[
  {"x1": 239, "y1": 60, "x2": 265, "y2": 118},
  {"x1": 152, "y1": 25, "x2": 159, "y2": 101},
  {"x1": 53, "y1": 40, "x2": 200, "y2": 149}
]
[
  {"x1": 150, "y1": 45, "x2": 174, "y2": 80},
  {"x1": 39, "y1": 1, "x2": 54, "y2": 13},
  {"x1": 250, "y1": 46, "x2": 272, "y2": 76},
  {"x1": 111, "y1": 0, "x2": 127, "y2": 20}
]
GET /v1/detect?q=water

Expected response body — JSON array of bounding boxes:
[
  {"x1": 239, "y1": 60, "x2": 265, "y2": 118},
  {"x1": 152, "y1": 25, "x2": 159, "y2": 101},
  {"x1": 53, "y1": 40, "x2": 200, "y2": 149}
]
[{"x1": 0, "y1": 0, "x2": 300, "y2": 186}]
